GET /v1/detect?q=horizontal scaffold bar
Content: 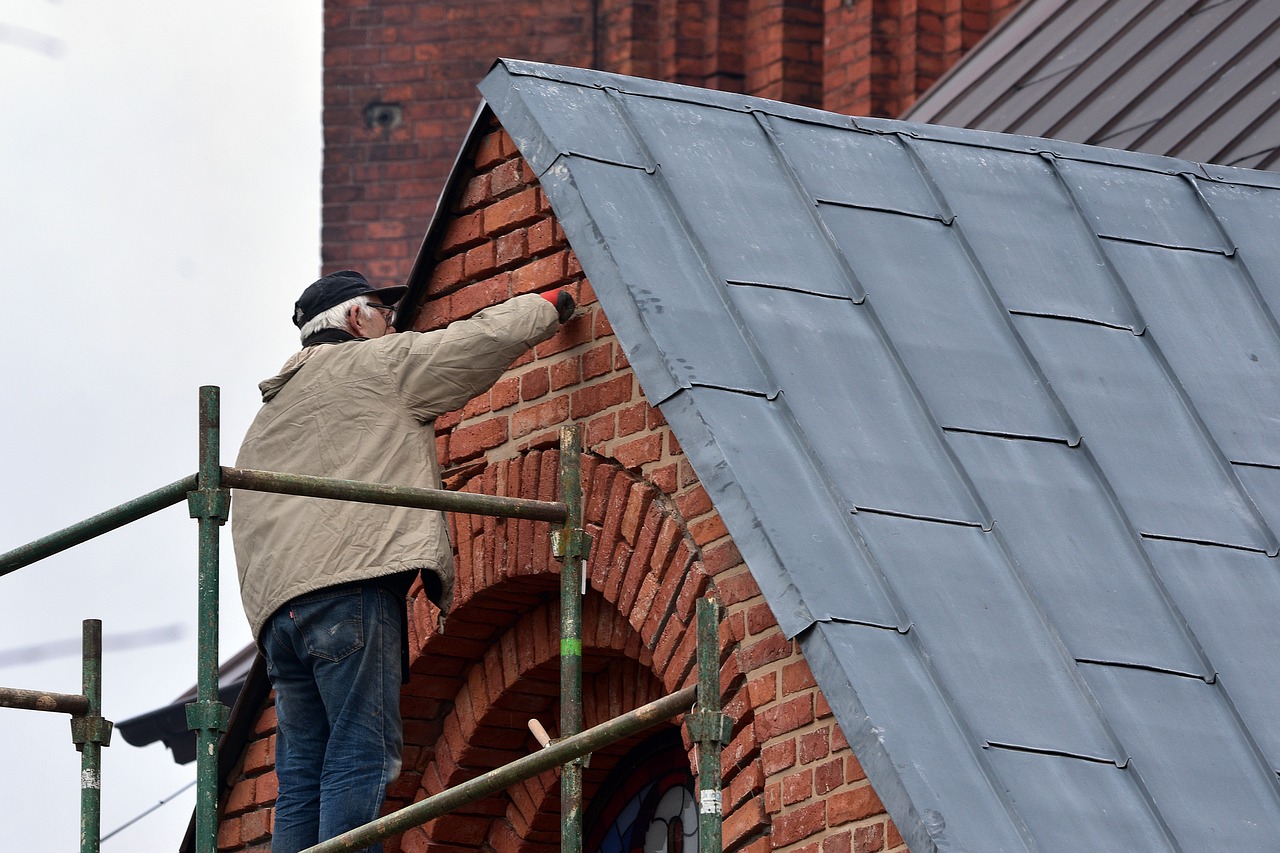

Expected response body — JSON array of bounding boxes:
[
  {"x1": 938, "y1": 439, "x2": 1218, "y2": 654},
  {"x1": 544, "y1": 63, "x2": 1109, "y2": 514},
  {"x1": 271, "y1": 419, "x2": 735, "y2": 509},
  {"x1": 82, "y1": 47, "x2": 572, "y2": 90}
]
[
  {"x1": 222, "y1": 467, "x2": 568, "y2": 523},
  {"x1": 301, "y1": 683, "x2": 699, "y2": 853},
  {"x1": 0, "y1": 686, "x2": 89, "y2": 716},
  {"x1": 0, "y1": 475, "x2": 198, "y2": 578}
]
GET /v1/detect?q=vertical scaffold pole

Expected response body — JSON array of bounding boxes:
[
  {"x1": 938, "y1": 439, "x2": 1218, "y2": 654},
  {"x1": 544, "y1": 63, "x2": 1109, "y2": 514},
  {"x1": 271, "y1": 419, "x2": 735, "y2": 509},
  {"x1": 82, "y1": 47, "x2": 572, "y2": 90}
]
[
  {"x1": 693, "y1": 598, "x2": 729, "y2": 851},
  {"x1": 73, "y1": 618, "x2": 110, "y2": 853},
  {"x1": 556, "y1": 425, "x2": 589, "y2": 853},
  {"x1": 188, "y1": 386, "x2": 230, "y2": 853}
]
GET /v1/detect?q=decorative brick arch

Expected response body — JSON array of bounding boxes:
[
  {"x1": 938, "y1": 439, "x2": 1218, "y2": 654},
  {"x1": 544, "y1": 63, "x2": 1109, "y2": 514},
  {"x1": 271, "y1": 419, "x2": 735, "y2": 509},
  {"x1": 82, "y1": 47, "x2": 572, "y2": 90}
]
[{"x1": 377, "y1": 447, "x2": 775, "y2": 853}]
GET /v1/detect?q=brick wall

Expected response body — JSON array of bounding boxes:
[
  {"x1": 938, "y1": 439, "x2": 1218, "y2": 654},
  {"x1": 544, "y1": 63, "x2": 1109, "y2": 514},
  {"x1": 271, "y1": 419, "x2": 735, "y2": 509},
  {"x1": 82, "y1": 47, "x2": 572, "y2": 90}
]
[
  {"x1": 322, "y1": 0, "x2": 1021, "y2": 281},
  {"x1": 214, "y1": 117, "x2": 910, "y2": 852}
]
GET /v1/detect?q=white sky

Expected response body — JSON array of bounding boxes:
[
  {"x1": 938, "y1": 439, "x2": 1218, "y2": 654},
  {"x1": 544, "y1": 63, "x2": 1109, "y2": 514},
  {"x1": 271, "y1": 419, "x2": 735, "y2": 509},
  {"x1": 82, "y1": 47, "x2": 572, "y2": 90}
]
[{"x1": 0, "y1": 1, "x2": 321, "y2": 846}]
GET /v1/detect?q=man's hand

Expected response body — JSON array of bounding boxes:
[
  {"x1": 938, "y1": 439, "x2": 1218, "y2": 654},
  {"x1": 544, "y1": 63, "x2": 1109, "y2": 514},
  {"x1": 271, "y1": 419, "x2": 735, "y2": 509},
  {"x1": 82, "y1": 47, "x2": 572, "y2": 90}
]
[{"x1": 543, "y1": 289, "x2": 576, "y2": 324}]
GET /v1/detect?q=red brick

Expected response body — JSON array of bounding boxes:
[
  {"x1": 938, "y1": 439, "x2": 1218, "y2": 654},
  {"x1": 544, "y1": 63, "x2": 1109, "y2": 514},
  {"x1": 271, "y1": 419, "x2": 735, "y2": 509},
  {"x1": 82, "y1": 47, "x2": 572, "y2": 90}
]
[
  {"x1": 586, "y1": 412, "x2": 616, "y2": 447},
  {"x1": 495, "y1": 228, "x2": 528, "y2": 267},
  {"x1": 449, "y1": 417, "x2": 507, "y2": 461},
  {"x1": 762, "y1": 738, "x2": 797, "y2": 775},
  {"x1": 463, "y1": 240, "x2": 499, "y2": 279},
  {"x1": 887, "y1": 818, "x2": 904, "y2": 849},
  {"x1": 511, "y1": 396, "x2": 570, "y2": 439},
  {"x1": 815, "y1": 756, "x2": 845, "y2": 795},
  {"x1": 617, "y1": 401, "x2": 648, "y2": 436},
  {"x1": 829, "y1": 785, "x2": 884, "y2": 826},
  {"x1": 772, "y1": 800, "x2": 827, "y2": 847},
  {"x1": 764, "y1": 781, "x2": 782, "y2": 815},
  {"x1": 582, "y1": 342, "x2": 614, "y2": 380},
  {"x1": 440, "y1": 211, "x2": 484, "y2": 253},
  {"x1": 784, "y1": 659, "x2": 818, "y2": 694},
  {"x1": 854, "y1": 823, "x2": 886, "y2": 853},
  {"x1": 723, "y1": 795, "x2": 766, "y2": 849},
  {"x1": 614, "y1": 434, "x2": 662, "y2": 469},
  {"x1": 484, "y1": 187, "x2": 541, "y2": 234},
  {"x1": 256, "y1": 771, "x2": 279, "y2": 805},
  {"x1": 239, "y1": 808, "x2": 272, "y2": 844},
  {"x1": 244, "y1": 736, "x2": 274, "y2": 775},
  {"x1": 217, "y1": 815, "x2": 241, "y2": 849},
  {"x1": 253, "y1": 705, "x2": 277, "y2": 736},
  {"x1": 550, "y1": 355, "x2": 581, "y2": 391},
  {"x1": 570, "y1": 376, "x2": 634, "y2": 419},
  {"x1": 747, "y1": 672, "x2": 777, "y2": 708},
  {"x1": 520, "y1": 367, "x2": 550, "y2": 401},
  {"x1": 783, "y1": 768, "x2": 813, "y2": 805},
  {"x1": 799, "y1": 727, "x2": 831, "y2": 764},
  {"x1": 756, "y1": 694, "x2": 815, "y2": 741},
  {"x1": 512, "y1": 251, "x2": 568, "y2": 293},
  {"x1": 824, "y1": 830, "x2": 854, "y2": 853},
  {"x1": 527, "y1": 218, "x2": 560, "y2": 254},
  {"x1": 718, "y1": 569, "x2": 763, "y2": 607},
  {"x1": 490, "y1": 375, "x2": 519, "y2": 411},
  {"x1": 225, "y1": 778, "x2": 256, "y2": 816}
]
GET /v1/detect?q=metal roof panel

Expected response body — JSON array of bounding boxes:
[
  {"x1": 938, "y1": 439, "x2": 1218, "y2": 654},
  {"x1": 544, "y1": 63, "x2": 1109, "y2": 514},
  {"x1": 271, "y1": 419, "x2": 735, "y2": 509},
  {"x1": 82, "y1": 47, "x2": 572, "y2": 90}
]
[
  {"x1": 818, "y1": 203, "x2": 1073, "y2": 439},
  {"x1": 945, "y1": 432, "x2": 1210, "y2": 676},
  {"x1": 619, "y1": 97, "x2": 859, "y2": 297},
  {"x1": 663, "y1": 386, "x2": 906, "y2": 635},
  {"x1": 1142, "y1": 538, "x2": 1280, "y2": 771},
  {"x1": 982, "y1": 748, "x2": 1176, "y2": 853},
  {"x1": 907, "y1": 138, "x2": 1140, "y2": 328},
  {"x1": 1053, "y1": 160, "x2": 1230, "y2": 252},
  {"x1": 1104, "y1": 242, "x2": 1280, "y2": 465},
  {"x1": 478, "y1": 58, "x2": 1280, "y2": 852},
  {"x1": 1012, "y1": 314, "x2": 1274, "y2": 551},
  {"x1": 536, "y1": 157, "x2": 774, "y2": 400},
  {"x1": 904, "y1": 0, "x2": 1280, "y2": 168},
  {"x1": 1079, "y1": 663, "x2": 1280, "y2": 849},
  {"x1": 854, "y1": 513, "x2": 1122, "y2": 761},
  {"x1": 803, "y1": 621, "x2": 1034, "y2": 853},
  {"x1": 719, "y1": 283, "x2": 985, "y2": 523}
]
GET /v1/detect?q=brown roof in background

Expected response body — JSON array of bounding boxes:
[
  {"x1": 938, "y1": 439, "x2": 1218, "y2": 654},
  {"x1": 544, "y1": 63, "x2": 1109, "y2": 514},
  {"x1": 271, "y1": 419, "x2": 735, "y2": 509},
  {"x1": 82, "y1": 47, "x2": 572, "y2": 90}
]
[{"x1": 903, "y1": 0, "x2": 1280, "y2": 170}]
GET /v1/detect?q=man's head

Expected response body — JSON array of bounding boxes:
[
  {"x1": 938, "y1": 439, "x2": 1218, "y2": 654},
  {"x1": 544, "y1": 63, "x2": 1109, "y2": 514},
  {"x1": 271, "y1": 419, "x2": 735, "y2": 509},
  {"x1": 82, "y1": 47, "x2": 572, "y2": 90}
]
[{"x1": 294, "y1": 270, "x2": 407, "y2": 343}]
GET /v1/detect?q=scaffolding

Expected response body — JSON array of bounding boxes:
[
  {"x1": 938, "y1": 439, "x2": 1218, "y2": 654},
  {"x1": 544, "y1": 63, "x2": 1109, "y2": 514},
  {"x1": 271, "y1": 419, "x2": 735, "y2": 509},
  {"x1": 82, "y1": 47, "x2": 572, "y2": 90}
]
[{"x1": 0, "y1": 386, "x2": 729, "y2": 853}]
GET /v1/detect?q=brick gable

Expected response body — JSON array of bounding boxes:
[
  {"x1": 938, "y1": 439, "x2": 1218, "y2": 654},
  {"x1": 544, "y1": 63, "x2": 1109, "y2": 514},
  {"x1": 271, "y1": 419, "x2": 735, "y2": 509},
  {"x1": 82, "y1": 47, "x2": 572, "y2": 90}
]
[{"x1": 215, "y1": 117, "x2": 909, "y2": 852}]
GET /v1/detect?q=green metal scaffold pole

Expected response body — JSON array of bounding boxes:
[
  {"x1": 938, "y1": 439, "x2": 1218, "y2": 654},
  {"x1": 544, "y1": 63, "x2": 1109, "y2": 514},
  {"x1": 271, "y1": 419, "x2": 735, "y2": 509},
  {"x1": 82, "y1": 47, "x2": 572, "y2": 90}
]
[
  {"x1": 556, "y1": 424, "x2": 589, "y2": 853},
  {"x1": 187, "y1": 386, "x2": 231, "y2": 853},
  {"x1": 0, "y1": 619, "x2": 111, "y2": 853},
  {"x1": 72, "y1": 619, "x2": 111, "y2": 853}
]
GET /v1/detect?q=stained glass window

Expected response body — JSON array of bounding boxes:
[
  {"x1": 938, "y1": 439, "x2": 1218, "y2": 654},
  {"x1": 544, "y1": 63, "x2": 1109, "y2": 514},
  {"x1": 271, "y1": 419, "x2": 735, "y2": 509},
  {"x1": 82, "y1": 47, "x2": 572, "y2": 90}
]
[{"x1": 585, "y1": 729, "x2": 697, "y2": 853}]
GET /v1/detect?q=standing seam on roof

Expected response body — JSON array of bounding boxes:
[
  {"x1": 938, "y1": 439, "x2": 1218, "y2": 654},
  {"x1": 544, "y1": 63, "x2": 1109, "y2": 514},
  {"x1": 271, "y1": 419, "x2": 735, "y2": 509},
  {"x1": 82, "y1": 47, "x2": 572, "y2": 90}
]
[
  {"x1": 1064, "y1": 0, "x2": 1252, "y2": 146},
  {"x1": 898, "y1": 135, "x2": 1083, "y2": 448},
  {"x1": 1191, "y1": 176, "x2": 1280, "y2": 428},
  {"x1": 1077, "y1": 168, "x2": 1280, "y2": 556},
  {"x1": 1122, "y1": 0, "x2": 1277, "y2": 156},
  {"x1": 755, "y1": 112, "x2": 992, "y2": 529},
  {"x1": 896, "y1": 136, "x2": 1241, "y2": 839},
  {"x1": 979, "y1": 0, "x2": 1157, "y2": 134}
]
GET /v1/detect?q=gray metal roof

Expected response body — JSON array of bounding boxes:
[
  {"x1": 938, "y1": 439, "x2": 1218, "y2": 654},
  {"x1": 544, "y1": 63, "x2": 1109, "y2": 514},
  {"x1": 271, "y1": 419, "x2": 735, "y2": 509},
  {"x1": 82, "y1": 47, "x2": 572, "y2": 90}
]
[
  {"x1": 903, "y1": 0, "x2": 1280, "y2": 170},
  {"x1": 479, "y1": 59, "x2": 1280, "y2": 852}
]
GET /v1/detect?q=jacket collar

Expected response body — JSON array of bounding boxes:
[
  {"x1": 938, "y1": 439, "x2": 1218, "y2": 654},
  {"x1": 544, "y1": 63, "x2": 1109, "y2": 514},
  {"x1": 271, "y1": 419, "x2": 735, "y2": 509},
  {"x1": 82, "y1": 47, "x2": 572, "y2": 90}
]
[{"x1": 302, "y1": 328, "x2": 364, "y2": 347}]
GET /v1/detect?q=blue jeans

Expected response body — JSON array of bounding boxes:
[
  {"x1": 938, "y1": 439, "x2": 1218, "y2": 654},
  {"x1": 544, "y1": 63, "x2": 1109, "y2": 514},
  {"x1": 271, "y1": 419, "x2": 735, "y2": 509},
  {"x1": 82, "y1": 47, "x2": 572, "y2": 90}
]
[{"x1": 262, "y1": 585, "x2": 404, "y2": 853}]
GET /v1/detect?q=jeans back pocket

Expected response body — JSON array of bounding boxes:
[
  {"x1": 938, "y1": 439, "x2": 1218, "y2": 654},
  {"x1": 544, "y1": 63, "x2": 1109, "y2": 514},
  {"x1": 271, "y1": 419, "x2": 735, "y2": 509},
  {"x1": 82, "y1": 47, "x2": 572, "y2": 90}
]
[{"x1": 291, "y1": 589, "x2": 365, "y2": 662}]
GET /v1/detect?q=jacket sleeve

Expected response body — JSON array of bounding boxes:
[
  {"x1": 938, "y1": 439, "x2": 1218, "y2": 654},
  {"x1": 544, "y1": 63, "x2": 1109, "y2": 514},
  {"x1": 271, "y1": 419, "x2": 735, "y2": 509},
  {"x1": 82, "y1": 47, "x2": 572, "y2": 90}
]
[{"x1": 383, "y1": 293, "x2": 561, "y2": 420}]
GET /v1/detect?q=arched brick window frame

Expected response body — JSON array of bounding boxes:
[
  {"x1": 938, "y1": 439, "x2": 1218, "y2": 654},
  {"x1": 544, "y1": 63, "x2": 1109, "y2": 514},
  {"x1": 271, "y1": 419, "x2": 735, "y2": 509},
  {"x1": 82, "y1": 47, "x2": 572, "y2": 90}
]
[{"x1": 381, "y1": 449, "x2": 771, "y2": 853}]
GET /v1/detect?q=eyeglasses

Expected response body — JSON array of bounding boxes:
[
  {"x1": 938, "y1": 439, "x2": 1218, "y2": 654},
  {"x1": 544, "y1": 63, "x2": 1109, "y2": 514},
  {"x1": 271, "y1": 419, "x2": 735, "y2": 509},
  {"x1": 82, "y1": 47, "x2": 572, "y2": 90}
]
[{"x1": 367, "y1": 302, "x2": 396, "y2": 323}]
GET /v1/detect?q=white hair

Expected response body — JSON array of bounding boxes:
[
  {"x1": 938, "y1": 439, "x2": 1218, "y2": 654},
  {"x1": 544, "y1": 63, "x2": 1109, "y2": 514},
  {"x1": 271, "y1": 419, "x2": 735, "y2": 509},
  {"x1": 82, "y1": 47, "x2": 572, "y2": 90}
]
[{"x1": 299, "y1": 295, "x2": 378, "y2": 343}]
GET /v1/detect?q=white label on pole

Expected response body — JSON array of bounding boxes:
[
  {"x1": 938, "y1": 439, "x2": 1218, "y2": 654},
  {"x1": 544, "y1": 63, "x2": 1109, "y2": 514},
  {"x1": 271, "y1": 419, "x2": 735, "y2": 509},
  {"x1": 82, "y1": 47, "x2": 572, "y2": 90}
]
[
  {"x1": 82, "y1": 768, "x2": 100, "y2": 790},
  {"x1": 700, "y1": 789, "x2": 721, "y2": 815}
]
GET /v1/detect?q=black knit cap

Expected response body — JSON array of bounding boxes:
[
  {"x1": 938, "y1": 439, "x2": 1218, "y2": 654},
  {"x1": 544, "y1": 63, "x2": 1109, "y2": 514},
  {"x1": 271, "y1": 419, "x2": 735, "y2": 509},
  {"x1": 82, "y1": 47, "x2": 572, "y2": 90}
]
[{"x1": 293, "y1": 270, "x2": 409, "y2": 328}]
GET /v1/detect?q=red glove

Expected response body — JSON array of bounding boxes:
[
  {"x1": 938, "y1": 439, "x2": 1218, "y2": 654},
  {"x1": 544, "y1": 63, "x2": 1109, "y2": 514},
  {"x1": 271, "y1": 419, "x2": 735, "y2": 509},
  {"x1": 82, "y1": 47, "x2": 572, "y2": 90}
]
[{"x1": 542, "y1": 289, "x2": 576, "y2": 323}]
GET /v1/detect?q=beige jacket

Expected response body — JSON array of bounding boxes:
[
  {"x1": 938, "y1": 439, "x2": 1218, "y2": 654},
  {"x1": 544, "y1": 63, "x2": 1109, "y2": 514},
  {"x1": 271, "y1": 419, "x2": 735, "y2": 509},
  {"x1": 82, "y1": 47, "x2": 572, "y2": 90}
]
[{"x1": 232, "y1": 294, "x2": 560, "y2": 644}]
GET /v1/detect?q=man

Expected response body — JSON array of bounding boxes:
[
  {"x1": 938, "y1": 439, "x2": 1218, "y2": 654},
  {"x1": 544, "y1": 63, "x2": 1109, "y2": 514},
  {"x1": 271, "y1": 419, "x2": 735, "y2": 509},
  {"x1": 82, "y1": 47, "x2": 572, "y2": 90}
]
[{"x1": 232, "y1": 270, "x2": 573, "y2": 852}]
